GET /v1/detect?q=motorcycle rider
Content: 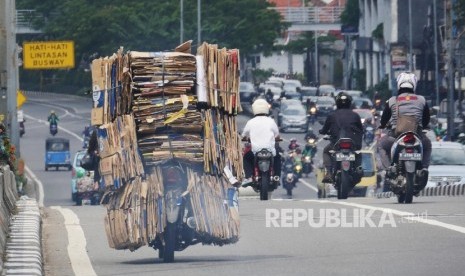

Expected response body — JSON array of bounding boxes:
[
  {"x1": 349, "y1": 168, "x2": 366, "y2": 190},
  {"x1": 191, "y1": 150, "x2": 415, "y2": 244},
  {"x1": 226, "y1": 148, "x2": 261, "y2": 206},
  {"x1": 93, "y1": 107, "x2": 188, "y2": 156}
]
[
  {"x1": 378, "y1": 71, "x2": 431, "y2": 188},
  {"x1": 242, "y1": 98, "x2": 281, "y2": 186},
  {"x1": 288, "y1": 138, "x2": 300, "y2": 150},
  {"x1": 319, "y1": 92, "x2": 364, "y2": 183},
  {"x1": 47, "y1": 110, "x2": 59, "y2": 127}
]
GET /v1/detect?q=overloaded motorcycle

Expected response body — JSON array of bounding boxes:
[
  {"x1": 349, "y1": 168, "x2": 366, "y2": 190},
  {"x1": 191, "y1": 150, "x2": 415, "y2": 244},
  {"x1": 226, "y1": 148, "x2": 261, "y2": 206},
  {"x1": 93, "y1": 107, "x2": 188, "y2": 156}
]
[
  {"x1": 149, "y1": 162, "x2": 238, "y2": 262},
  {"x1": 242, "y1": 138, "x2": 281, "y2": 200},
  {"x1": 384, "y1": 131, "x2": 427, "y2": 204},
  {"x1": 324, "y1": 136, "x2": 363, "y2": 199},
  {"x1": 50, "y1": 123, "x2": 58, "y2": 136}
]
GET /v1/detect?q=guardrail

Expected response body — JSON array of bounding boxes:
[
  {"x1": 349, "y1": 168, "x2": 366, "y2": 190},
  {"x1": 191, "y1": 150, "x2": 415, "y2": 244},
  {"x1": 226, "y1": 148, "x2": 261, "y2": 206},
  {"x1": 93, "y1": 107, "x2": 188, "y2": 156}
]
[{"x1": 269, "y1": 6, "x2": 343, "y2": 24}]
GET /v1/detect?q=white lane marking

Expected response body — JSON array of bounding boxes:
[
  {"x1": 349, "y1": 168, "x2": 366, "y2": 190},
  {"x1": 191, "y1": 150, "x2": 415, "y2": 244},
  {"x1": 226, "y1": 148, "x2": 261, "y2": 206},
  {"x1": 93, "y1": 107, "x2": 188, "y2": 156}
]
[
  {"x1": 303, "y1": 199, "x2": 465, "y2": 235},
  {"x1": 25, "y1": 114, "x2": 83, "y2": 141},
  {"x1": 298, "y1": 178, "x2": 318, "y2": 192},
  {"x1": 28, "y1": 100, "x2": 81, "y2": 118},
  {"x1": 24, "y1": 166, "x2": 44, "y2": 208},
  {"x1": 51, "y1": 206, "x2": 97, "y2": 276}
]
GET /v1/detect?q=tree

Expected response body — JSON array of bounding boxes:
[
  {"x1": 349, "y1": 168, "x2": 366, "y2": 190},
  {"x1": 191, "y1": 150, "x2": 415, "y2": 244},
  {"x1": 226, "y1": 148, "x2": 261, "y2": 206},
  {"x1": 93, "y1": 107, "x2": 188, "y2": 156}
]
[
  {"x1": 16, "y1": 0, "x2": 286, "y2": 91},
  {"x1": 340, "y1": 0, "x2": 360, "y2": 28}
]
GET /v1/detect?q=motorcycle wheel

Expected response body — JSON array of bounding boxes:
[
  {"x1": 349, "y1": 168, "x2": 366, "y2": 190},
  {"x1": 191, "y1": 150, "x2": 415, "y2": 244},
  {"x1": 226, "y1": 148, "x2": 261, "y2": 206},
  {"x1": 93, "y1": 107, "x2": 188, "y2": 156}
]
[
  {"x1": 163, "y1": 223, "x2": 176, "y2": 263},
  {"x1": 404, "y1": 172, "x2": 415, "y2": 204},
  {"x1": 397, "y1": 193, "x2": 405, "y2": 203},
  {"x1": 337, "y1": 171, "x2": 350, "y2": 199},
  {"x1": 260, "y1": 172, "x2": 270, "y2": 201}
]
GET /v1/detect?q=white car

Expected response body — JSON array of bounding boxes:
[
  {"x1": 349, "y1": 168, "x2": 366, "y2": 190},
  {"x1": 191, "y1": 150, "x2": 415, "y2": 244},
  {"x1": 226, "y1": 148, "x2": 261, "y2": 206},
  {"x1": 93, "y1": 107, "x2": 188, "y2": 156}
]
[{"x1": 426, "y1": 141, "x2": 465, "y2": 187}]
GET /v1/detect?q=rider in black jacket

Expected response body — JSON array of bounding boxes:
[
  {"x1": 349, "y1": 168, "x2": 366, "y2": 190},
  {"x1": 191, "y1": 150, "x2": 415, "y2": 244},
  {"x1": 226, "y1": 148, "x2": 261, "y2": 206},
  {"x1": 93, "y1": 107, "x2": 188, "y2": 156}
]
[{"x1": 319, "y1": 92, "x2": 364, "y2": 182}]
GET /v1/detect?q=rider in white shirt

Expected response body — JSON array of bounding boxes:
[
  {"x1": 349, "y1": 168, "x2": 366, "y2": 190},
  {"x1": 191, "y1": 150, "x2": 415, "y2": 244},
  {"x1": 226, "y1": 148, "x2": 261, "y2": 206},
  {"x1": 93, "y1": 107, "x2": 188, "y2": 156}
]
[{"x1": 242, "y1": 99, "x2": 281, "y2": 186}]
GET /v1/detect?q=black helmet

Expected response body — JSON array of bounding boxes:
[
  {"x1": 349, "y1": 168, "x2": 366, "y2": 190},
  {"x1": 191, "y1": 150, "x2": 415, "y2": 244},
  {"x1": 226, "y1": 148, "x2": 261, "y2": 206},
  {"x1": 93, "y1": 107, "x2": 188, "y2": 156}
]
[{"x1": 335, "y1": 92, "x2": 352, "y2": 109}]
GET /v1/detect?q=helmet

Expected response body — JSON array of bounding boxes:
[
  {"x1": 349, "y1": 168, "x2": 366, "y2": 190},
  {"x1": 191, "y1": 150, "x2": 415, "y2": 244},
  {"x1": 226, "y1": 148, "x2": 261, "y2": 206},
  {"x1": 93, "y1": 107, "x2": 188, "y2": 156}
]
[
  {"x1": 335, "y1": 92, "x2": 352, "y2": 109},
  {"x1": 51, "y1": 110, "x2": 55, "y2": 114},
  {"x1": 252, "y1": 99, "x2": 270, "y2": 115},
  {"x1": 286, "y1": 173, "x2": 294, "y2": 182},
  {"x1": 459, "y1": 133, "x2": 465, "y2": 138},
  {"x1": 295, "y1": 147, "x2": 302, "y2": 154},
  {"x1": 76, "y1": 167, "x2": 85, "y2": 178},
  {"x1": 396, "y1": 72, "x2": 417, "y2": 92}
]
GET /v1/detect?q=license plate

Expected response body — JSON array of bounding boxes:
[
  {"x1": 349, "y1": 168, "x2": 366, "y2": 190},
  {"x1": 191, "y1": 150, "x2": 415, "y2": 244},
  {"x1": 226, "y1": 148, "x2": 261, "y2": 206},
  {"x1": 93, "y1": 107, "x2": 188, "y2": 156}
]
[
  {"x1": 82, "y1": 199, "x2": 91, "y2": 205},
  {"x1": 399, "y1": 153, "x2": 422, "y2": 161},
  {"x1": 335, "y1": 153, "x2": 355, "y2": 161}
]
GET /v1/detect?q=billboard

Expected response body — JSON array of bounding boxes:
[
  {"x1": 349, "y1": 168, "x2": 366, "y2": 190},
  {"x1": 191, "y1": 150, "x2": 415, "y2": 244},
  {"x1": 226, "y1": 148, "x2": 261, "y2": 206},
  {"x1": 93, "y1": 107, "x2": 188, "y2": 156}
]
[{"x1": 23, "y1": 41, "x2": 75, "y2": 69}]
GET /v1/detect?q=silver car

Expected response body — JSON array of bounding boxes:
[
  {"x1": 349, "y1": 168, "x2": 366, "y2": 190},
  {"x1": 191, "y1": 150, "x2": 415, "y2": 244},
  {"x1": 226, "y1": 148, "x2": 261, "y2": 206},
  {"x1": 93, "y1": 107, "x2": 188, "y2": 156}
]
[
  {"x1": 279, "y1": 105, "x2": 308, "y2": 133},
  {"x1": 426, "y1": 141, "x2": 465, "y2": 187}
]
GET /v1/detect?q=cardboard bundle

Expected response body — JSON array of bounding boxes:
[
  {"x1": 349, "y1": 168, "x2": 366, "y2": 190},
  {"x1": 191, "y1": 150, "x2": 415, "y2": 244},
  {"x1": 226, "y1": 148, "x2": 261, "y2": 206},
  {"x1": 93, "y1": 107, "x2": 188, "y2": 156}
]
[
  {"x1": 94, "y1": 41, "x2": 242, "y2": 251},
  {"x1": 129, "y1": 50, "x2": 205, "y2": 165}
]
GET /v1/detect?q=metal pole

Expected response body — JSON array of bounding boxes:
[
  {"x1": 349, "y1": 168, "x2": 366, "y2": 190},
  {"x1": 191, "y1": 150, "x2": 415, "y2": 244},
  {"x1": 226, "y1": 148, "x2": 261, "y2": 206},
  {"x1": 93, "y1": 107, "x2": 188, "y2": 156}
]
[
  {"x1": 197, "y1": 0, "x2": 201, "y2": 47},
  {"x1": 315, "y1": 31, "x2": 319, "y2": 84},
  {"x1": 434, "y1": 0, "x2": 440, "y2": 106},
  {"x1": 448, "y1": 3, "x2": 455, "y2": 140},
  {"x1": 409, "y1": 0, "x2": 413, "y2": 71},
  {"x1": 180, "y1": 0, "x2": 184, "y2": 44}
]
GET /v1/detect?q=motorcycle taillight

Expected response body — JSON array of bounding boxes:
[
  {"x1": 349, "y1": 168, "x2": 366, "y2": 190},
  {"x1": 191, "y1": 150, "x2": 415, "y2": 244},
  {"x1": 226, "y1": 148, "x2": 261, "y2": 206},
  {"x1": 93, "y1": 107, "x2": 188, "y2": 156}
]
[
  {"x1": 339, "y1": 141, "x2": 352, "y2": 149},
  {"x1": 403, "y1": 133, "x2": 415, "y2": 144},
  {"x1": 405, "y1": 148, "x2": 414, "y2": 153}
]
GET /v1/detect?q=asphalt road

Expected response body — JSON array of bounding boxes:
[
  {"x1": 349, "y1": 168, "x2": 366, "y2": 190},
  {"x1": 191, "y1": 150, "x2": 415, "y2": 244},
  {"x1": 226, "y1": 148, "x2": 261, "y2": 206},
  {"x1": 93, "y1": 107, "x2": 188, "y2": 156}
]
[{"x1": 19, "y1": 94, "x2": 465, "y2": 276}]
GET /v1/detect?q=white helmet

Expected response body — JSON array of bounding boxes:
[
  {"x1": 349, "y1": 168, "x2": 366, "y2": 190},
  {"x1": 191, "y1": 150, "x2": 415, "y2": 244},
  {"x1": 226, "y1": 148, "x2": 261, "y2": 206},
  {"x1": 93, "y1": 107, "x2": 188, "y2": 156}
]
[
  {"x1": 252, "y1": 98, "x2": 270, "y2": 115},
  {"x1": 396, "y1": 72, "x2": 417, "y2": 91}
]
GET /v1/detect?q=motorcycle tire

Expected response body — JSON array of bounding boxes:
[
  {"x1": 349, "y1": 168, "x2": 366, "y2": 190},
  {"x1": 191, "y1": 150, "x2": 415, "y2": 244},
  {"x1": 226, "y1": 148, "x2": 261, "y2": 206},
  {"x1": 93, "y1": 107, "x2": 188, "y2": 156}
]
[
  {"x1": 163, "y1": 223, "x2": 176, "y2": 263},
  {"x1": 337, "y1": 171, "x2": 350, "y2": 199},
  {"x1": 397, "y1": 193, "x2": 406, "y2": 203},
  {"x1": 260, "y1": 172, "x2": 270, "y2": 201},
  {"x1": 404, "y1": 172, "x2": 415, "y2": 204}
]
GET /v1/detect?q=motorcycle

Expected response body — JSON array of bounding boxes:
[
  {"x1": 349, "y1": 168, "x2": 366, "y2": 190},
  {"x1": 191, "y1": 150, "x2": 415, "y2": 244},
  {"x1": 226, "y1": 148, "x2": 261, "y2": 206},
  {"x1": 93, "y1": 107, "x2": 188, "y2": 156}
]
[
  {"x1": 364, "y1": 125, "x2": 375, "y2": 146},
  {"x1": 243, "y1": 138, "x2": 281, "y2": 200},
  {"x1": 302, "y1": 154, "x2": 313, "y2": 176},
  {"x1": 384, "y1": 131, "x2": 426, "y2": 204},
  {"x1": 50, "y1": 123, "x2": 58, "y2": 136},
  {"x1": 326, "y1": 137, "x2": 363, "y2": 199},
  {"x1": 282, "y1": 172, "x2": 297, "y2": 198},
  {"x1": 308, "y1": 106, "x2": 317, "y2": 125},
  {"x1": 19, "y1": 121, "x2": 25, "y2": 137},
  {"x1": 147, "y1": 163, "x2": 204, "y2": 262}
]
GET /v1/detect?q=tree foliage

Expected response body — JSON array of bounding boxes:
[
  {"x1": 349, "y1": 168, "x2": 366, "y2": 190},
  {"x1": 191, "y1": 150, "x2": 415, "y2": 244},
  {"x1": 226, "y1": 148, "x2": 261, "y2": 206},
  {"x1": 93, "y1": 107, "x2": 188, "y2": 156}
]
[
  {"x1": 340, "y1": 0, "x2": 360, "y2": 27},
  {"x1": 17, "y1": 0, "x2": 285, "y2": 58}
]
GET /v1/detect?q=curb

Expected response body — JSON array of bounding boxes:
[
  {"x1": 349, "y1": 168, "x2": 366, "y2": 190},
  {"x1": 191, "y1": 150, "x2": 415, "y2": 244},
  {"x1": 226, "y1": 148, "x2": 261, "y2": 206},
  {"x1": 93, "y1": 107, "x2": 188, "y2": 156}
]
[
  {"x1": 2, "y1": 197, "x2": 43, "y2": 276},
  {"x1": 375, "y1": 183, "x2": 465, "y2": 198}
]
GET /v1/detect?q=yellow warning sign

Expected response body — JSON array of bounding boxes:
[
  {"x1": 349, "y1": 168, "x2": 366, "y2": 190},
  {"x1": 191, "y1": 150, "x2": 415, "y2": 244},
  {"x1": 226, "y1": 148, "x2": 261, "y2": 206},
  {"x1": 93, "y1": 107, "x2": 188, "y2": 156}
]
[
  {"x1": 17, "y1": 90, "x2": 27, "y2": 108},
  {"x1": 23, "y1": 41, "x2": 75, "y2": 69}
]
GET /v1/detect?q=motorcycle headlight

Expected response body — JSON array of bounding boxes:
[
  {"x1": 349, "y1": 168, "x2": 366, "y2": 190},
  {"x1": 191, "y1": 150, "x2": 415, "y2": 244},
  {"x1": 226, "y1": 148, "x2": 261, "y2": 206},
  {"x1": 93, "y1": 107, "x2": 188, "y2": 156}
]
[
  {"x1": 308, "y1": 138, "x2": 315, "y2": 144},
  {"x1": 304, "y1": 156, "x2": 311, "y2": 161},
  {"x1": 295, "y1": 165, "x2": 302, "y2": 171},
  {"x1": 310, "y1": 107, "x2": 317, "y2": 113}
]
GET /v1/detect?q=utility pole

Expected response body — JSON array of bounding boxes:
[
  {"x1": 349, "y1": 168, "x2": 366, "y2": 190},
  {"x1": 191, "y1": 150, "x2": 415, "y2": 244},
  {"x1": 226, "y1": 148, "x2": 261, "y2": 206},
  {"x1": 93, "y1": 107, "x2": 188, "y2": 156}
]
[
  {"x1": 197, "y1": 0, "x2": 201, "y2": 47},
  {"x1": 0, "y1": 0, "x2": 19, "y2": 155},
  {"x1": 180, "y1": 0, "x2": 184, "y2": 44},
  {"x1": 433, "y1": 0, "x2": 440, "y2": 106},
  {"x1": 408, "y1": 0, "x2": 414, "y2": 71}
]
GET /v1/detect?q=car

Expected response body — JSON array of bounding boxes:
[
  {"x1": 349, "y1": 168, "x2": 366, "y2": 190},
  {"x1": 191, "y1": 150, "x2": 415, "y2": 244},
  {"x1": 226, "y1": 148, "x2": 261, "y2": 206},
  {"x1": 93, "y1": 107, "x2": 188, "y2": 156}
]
[
  {"x1": 239, "y1": 82, "x2": 258, "y2": 103},
  {"x1": 300, "y1": 86, "x2": 318, "y2": 104},
  {"x1": 426, "y1": 141, "x2": 465, "y2": 187},
  {"x1": 344, "y1": 90, "x2": 363, "y2": 99},
  {"x1": 283, "y1": 90, "x2": 302, "y2": 101},
  {"x1": 353, "y1": 108, "x2": 375, "y2": 125},
  {"x1": 283, "y1": 79, "x2": 302, "y2": 90},
  {"x1": 278, "y1": 105, "x2": 308, "y2": 133},
  {"x1": 71, "y1": 150, "x2": 87, "y2": 201},
  {"x1": 351, "y1": 150, "x2": 377, "y2": 197},
  {"x1": 45, "y1": 137, "x2": 71, "y2": 171},
  {"x1": 315, "y1": 96, "x2": 336, "y2": 123},
  {"x1": 318, "y1": 84, "x2": 336, "y2": 97},
  {"x1": 352, "y1": 97, "x2": 373, "y2": 109}
]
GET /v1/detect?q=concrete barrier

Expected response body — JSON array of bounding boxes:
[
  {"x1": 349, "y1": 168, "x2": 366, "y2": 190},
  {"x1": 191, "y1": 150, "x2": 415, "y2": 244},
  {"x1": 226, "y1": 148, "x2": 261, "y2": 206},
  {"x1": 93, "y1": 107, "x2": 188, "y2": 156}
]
[
  {"x1": 374, "y1": 184, "x2": 465, "y2": 199},
  {"x1": 0, "y1": 165, "x2": 43, "y2": 275}
]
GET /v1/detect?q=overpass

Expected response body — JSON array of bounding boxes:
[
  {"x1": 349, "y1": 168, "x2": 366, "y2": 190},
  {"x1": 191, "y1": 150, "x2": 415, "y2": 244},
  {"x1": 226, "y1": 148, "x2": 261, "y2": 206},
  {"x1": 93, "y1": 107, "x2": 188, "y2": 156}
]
[{"x1": 269, "y1": 6, "x2": 343, "y2": 32}]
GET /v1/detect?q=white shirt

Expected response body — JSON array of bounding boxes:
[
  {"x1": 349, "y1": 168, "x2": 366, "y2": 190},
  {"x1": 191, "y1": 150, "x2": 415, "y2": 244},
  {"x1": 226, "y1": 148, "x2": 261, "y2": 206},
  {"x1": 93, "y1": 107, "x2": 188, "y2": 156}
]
[{"x1": 242, "y1": 115, "x2": 279, "y2": 156}]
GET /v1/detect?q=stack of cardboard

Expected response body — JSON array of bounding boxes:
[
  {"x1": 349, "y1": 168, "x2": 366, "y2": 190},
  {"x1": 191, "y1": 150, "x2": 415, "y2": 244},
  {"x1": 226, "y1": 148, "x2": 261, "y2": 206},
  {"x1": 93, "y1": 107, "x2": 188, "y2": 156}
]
[{"x1": 93, "y1": 41, "x2": 242, "y2": 251}]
